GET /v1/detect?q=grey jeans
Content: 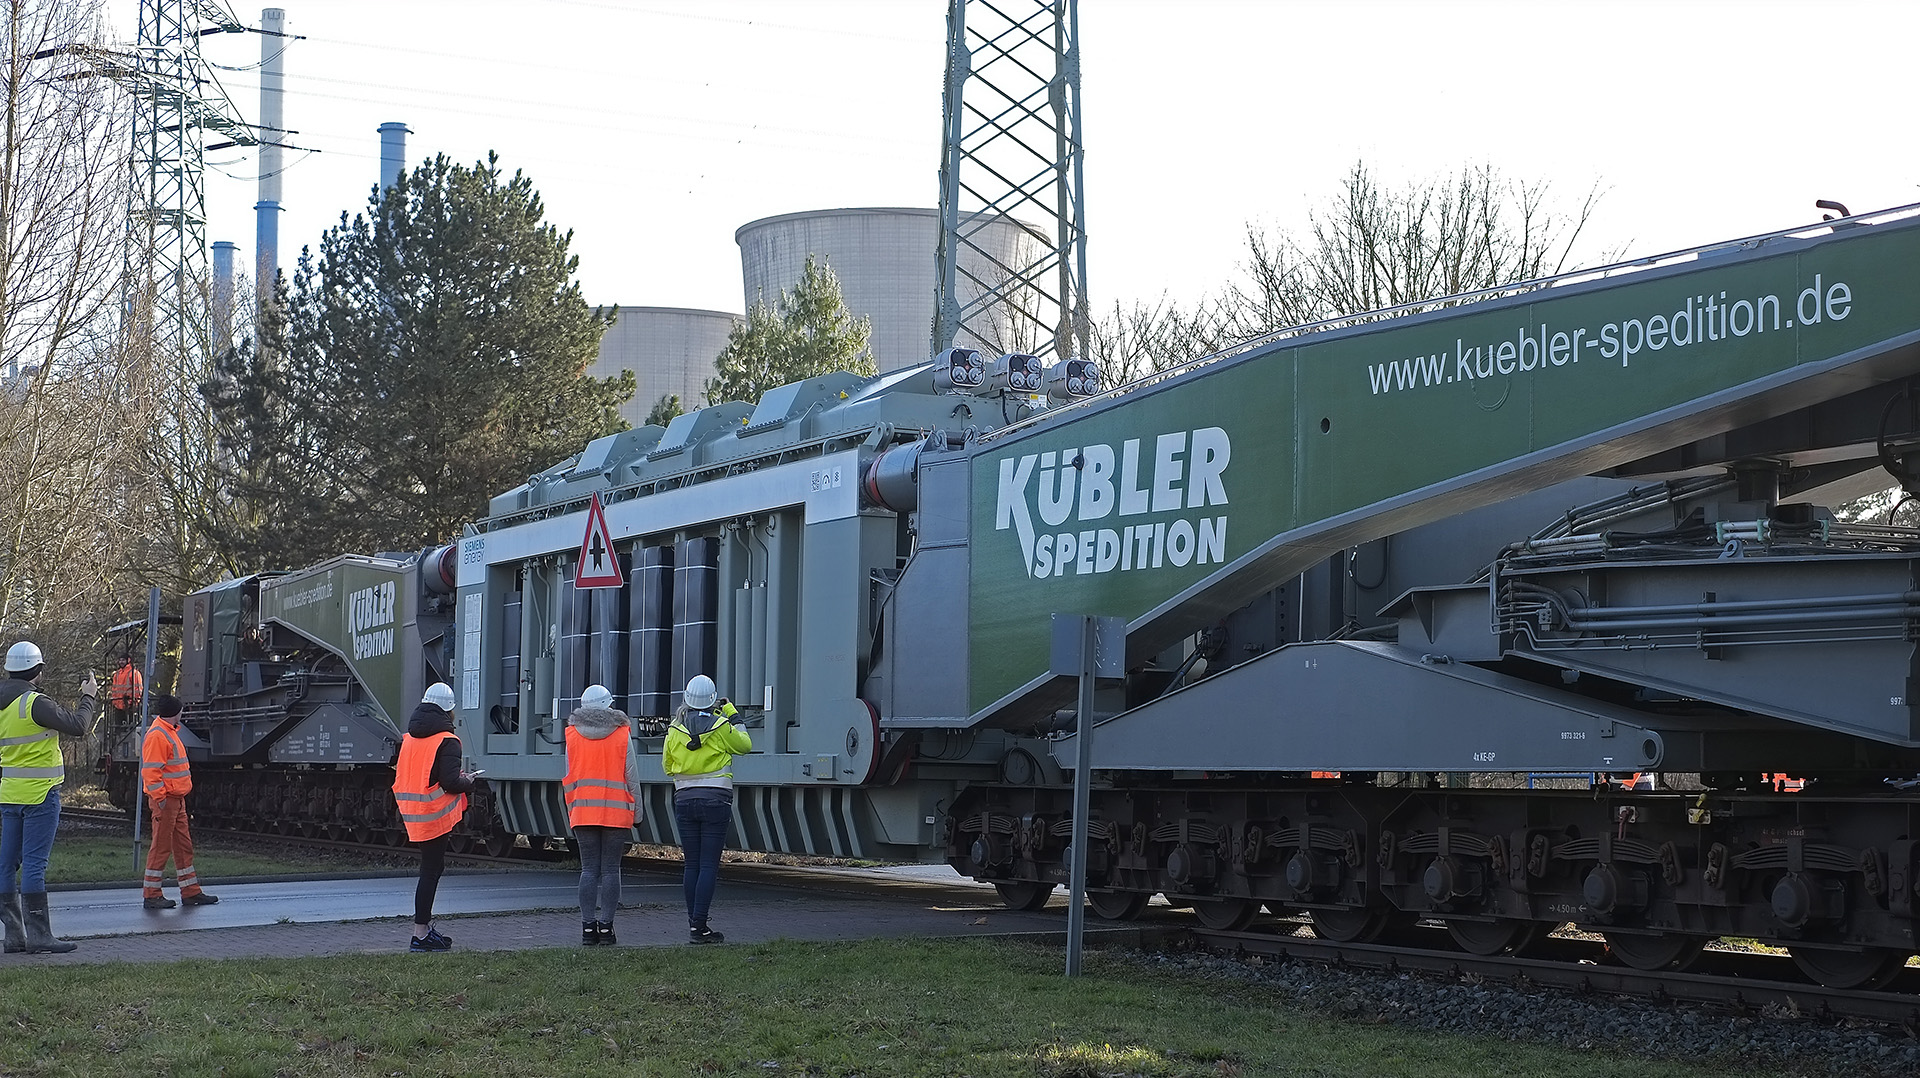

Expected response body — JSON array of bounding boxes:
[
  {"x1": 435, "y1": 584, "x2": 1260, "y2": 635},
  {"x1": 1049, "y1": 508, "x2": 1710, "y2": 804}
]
[{"x1": 575, "y1": 825, "x2": 629, "y2": 921}]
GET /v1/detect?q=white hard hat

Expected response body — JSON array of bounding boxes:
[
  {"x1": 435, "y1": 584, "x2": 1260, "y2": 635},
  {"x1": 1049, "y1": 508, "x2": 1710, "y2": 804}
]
[
  {"x1": 422, "y1": 682, "x2": 456, "y2": 710},
  {"x1": 4, "y1": 641, "x2": 43, "y2": 674},
  {"x1": 581, "y1": 684, "x2": 614, "y2": 710},
  {"x1": 684, "y1": 674, "x2": 716, "y2": 709}
]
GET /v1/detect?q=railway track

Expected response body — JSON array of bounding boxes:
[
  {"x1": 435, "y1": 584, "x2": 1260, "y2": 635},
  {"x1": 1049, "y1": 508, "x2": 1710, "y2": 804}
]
[{"x1": 1188, "y1": 919, "x2": 1920, "y2": 1032}]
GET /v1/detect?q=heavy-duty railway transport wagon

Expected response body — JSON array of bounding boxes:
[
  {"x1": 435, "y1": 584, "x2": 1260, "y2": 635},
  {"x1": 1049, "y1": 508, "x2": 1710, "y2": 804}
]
[{"x1": 109, "y1": 205, "x2": 1920, "y2": 989}]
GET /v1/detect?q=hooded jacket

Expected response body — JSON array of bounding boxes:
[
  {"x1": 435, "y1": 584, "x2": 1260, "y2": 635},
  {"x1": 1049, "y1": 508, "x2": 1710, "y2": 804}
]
[
  {"x1": 663, "y1": 702, "x2": 751, "y2": 791},
  {"x1": 405, "y1": 702, "x2": 476, "y2": 797},
  {"x1": 565, "y1": 705, "x2": 646, "y2": 813}
]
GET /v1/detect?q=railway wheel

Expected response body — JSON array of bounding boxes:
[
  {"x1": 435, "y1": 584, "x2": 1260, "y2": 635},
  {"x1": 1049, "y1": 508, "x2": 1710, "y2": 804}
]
[
  {"x1": 1308, "y1": 907, "x2": 1391, "y2": 943},
  {"x1": 1603, "y1": 931, "x2": 1706, "y2": 972},
  {"x1": 993, "y1": 880, "x2": 1054, "y2": 911},
  {"x1": 349, "y1": 822, "x2": 372, "y2": 845},
  {"x1": 1192, "y1": 897, "x2": 1261, "y2": 932},
  {"x1": 384, "y1": 827, "x2": 409, "y2": 847},
  {"x1": 1086, "y1": 889, "x2": 1149, "y2": 921},
  {"x1": 446, "y1": 833, "x2": 474, "y2": 855},
  {"x1": 1787, "y1": 945, "x2": 1909, "y2": 989},
  {"x1": 1446, "y1": 917, "x2": 1543, "y2": 957},
  {"x1": 483, "y1": 828, "x2": 516, "y2": 858}
]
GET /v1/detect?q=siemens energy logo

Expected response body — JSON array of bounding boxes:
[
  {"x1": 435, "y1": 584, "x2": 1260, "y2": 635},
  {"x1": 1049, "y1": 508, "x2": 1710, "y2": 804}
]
[{"x1": 994, "y1": 427, "x2": 1231, "y2": 579}]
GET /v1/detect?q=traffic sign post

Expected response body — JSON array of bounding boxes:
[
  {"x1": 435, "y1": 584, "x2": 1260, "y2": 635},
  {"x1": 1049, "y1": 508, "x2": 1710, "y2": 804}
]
[
  {"x1": 1050, "y1": 612, "x2": 1125, "y2": 978},
  {"x1": 574, "y1": 493, "x2": 625, "y2": 589}
]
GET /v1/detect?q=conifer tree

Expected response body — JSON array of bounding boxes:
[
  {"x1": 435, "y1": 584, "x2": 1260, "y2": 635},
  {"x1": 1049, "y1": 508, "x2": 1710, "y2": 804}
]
[
  {"x1": 206, "y1": 153, "x2": 632, "y2": 565},
  {"x1": 705, "y1": 255, "x2": 873, "y2": 405}
]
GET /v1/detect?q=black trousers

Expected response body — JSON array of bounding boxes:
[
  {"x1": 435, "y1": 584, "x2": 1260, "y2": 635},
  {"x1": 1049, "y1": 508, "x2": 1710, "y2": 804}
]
[{"x1": 413, "y1": 833, "x2": 448, "y2": 925}]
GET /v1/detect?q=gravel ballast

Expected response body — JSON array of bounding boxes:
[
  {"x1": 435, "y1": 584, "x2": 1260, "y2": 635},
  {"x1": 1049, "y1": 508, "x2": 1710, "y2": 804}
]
[{"x1": 1124, "y1": 945, "x2": 1920, "y2": 1077}]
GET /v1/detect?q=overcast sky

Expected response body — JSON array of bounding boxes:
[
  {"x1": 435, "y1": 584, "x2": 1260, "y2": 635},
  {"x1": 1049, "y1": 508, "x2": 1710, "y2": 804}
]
[{"x1": 105, "y1": 0, "x2": 1920, "y2": 318}]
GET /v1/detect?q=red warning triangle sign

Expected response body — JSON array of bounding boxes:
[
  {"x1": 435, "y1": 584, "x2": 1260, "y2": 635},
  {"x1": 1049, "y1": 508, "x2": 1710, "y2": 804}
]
[{"x1": 575, "y1": 492, "x2": 625, "y2": 589}]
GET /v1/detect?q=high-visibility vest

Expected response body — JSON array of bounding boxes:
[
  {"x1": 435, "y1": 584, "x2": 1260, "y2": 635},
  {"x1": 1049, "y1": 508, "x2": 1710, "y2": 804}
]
[
  {"x1": 142, "y1": 718, "x2": 191, "y2": 798},
  {"x1": 391, "y1": 732, "x2": 467, "y2": 842},
  {"x1": 663, "y1": 704, "x2": 750, "y2": 791},
  {"x1": 564, "y1": 727, "x2": 636, "y2": 829},
  {"x1": 0, "y1": 691, "x2": 61, "y2": 806},
  {"x1": 110, "y1": 664, "x2": 144, "y2": 709}
]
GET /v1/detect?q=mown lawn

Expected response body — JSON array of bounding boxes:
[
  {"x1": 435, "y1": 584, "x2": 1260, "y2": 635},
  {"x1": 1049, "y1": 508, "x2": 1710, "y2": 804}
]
[
  {"x1": 0, "y1": 938, "x2": 1749, "y2": 1077},
  {"x1": 49, "y1": 828, "x2": 411, "y2": 886}
]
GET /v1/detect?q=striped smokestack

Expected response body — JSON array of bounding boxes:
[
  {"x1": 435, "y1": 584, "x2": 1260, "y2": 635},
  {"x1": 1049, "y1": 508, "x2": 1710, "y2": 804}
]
[
  {"x1": 212, "y1": 240, "x2": 237, "y2": 346},
  {"x1": 254, "y1": 7, "x2": 286, "y2": 301},
  {"x1": 379, "y1": 122, "x2": 412, "y2": 195}
]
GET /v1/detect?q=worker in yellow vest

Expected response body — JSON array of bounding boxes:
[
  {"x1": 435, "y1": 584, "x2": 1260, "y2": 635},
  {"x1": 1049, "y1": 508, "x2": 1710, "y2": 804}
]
[
  {"x1": 564, "y1": 684, "x2": 643, "y2": 945},
  {"x1": 0, "y1": 640, "x2": 97, "y2": 954},
  {"x1": 140, "y1": 694, "x2": 218, "y2": 909},
  {"x1": 391, "y1": 682, "x2": 480, "y2": 952},
  {"x1": 663, "y1": 675, "x2": 750, "y2": 944}
]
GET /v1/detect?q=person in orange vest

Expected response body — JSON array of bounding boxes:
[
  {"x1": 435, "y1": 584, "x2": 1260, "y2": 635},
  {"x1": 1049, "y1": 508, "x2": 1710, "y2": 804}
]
[
  {"x1": 391, "y1": 682, "x2": 480, "y2": 952},
  {"x1": 140, "y1": 694, "x2": 218, "y2": 909},
  {"x1": 109, "y1": 659, "x2": 143, "y2": 718},
  {"x1": 564, "y1": 684, "x2": 643, "y2": 945}
]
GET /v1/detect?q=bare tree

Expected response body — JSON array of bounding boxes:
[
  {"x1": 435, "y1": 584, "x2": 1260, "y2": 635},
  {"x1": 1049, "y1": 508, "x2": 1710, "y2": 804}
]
[
  {"x1": 1221, "y1": 161, "x2": 1607, "y2": 339},
  {"x1": 1086, "y1": 161, "x2": 1611, "y2": 388},
  {"x1": 0, "y1": 0, "x2": 147, "y2": 664},
  {"x1": 1084, "y1": 295, "x2": 1210, "y2": 387}
]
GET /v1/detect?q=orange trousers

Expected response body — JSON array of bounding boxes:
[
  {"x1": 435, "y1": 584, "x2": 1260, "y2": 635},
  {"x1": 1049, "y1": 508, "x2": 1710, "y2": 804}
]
[{"x1": 144, "y1": 796, "x2": 204, "y2": 898}]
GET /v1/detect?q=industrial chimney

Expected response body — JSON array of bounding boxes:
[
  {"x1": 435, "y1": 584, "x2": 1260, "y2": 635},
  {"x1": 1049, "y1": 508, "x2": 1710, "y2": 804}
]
[
  {"x1": 379, "y1": 122, "x2": 412, "y2": 195},
  {"x1": 254, "y1": 7, "x2": 286, "y2": 301},
  {"x1": 211, "y1": 240, "x2": 237, "y2": 347}
]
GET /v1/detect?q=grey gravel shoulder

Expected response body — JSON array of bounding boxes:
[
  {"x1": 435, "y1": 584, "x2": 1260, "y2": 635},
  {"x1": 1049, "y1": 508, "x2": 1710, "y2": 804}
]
[{"x1": 1118, "y1": 948, "x2": 1920, "y2": 1078}]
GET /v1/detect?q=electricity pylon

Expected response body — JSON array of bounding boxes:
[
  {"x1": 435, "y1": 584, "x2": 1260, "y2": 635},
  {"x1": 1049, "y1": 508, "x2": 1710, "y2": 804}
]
[
  {"x1": 933, "y1": 0, "x2": 1089, "y2": 363},
  {"x1": 118, "y1": 0, "x2": 257, "y2": 360}
]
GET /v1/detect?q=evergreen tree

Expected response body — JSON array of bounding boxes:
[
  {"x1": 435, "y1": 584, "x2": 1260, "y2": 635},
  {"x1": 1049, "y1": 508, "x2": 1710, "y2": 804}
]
[
  {"x1": 202, "y1": 275, "x2": 332, "y2": 570},
  {"x1": 705, "y1": 255, "x2": 873, "y2": 405},
  {"x1": 644, "y1": 392, "x2": 683, "y2": 427},
  {"x1": 207, "y1": 153, "x2": 632, "y2": 565}
]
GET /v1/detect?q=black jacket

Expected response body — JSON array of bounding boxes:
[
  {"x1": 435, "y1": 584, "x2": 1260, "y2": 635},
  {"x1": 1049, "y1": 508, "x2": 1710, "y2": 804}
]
[
  {"x1": 0, "y1": 676, "x2": 94, "y2": 737},
  {"x1": 405, "y1": 703, "x2": 475, "y2": 795}
]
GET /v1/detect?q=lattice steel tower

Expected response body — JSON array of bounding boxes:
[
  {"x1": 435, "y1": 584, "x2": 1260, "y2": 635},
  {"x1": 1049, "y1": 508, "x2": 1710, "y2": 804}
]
[
  {"x1": 933, "y1": 0, "x2": 1088, "y2": 362},
  {"x1": 120, "y1": 1, "x2": 255, "y2": 358}
]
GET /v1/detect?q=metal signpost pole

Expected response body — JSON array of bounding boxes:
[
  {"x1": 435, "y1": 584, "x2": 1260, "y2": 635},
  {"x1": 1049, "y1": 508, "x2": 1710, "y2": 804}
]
[
  {"x1": 133, "y1": 586, "x2": 159, "y2": 874},
  {"x1": 1053, "y1": 612, "x2": 1122, "y2": 978},
  {"x1": 1065, "y1": 614, "x2": 1094, "y2": 976}
]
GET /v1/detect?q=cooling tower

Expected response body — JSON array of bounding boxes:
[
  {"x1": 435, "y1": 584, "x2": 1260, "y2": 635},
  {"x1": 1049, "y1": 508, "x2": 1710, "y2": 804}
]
[
  {"x1": 736, "y1": 208, "x2": 1038, "y2": 373},
  {"x1": 589, "y1": 307, "x2": 742, "y2": 426}
]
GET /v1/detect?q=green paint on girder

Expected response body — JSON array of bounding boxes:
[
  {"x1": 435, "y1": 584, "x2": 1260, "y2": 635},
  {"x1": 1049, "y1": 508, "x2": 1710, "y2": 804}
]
[{"x1": 968, "y1": 219, "x2": 1920, "y2": 713}]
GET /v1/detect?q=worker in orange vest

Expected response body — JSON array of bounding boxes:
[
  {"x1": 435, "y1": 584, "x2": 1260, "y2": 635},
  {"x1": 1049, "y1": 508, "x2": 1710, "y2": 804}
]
[
  {"x1": 564, "y1": 684, "x2": 643, "y2": 946},
  {"x1": 391, "y1": 682, "x2": 480, "y2": 952},
  {"x1": 109, "y1": 659, "x2": 144, "y2": 717},
  {"x1": 140, "y1": 695, "x2": 218, "y2": 909}
]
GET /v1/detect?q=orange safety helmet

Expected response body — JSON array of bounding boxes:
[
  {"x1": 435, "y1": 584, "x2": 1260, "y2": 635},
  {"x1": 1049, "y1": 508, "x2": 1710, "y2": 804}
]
[{"x1": 109, "y1": 660, "x2": 144, "y2": 710}]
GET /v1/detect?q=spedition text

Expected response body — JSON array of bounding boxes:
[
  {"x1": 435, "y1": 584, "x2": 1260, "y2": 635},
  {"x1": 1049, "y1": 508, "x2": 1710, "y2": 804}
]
[
  {"x1": 994, "y1": 428, "x2": 1232, "y2": 579},
  {"x1": 349, "y1": 579, "x2": 398, "y2": 661}
]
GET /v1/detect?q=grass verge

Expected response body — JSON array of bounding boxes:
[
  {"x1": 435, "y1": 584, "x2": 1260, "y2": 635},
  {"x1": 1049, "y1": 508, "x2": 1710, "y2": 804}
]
[
  {"x1": 0, "y1": 938, "x2": 1744, "y2": 1077},
  {"x1": 48, "y1": 831, "x2": 383, "y2": 886}
]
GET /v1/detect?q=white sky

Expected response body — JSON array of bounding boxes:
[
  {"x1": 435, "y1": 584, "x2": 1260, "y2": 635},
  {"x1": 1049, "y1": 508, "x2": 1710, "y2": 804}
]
[{"x1": 105, "y1": 0, "x2": 1920, "y2": 316}]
